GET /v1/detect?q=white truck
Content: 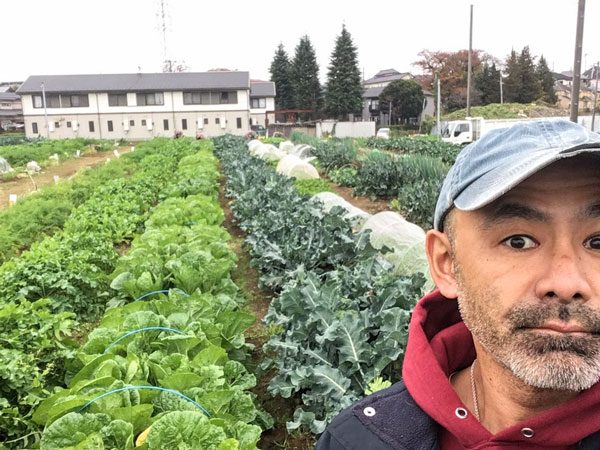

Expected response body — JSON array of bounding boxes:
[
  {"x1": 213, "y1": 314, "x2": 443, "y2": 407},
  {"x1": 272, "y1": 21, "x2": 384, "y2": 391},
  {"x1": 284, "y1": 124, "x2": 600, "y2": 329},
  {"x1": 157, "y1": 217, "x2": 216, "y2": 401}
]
[{"x1": 440, "y1": 116, "x2": 600, "y2": 145}]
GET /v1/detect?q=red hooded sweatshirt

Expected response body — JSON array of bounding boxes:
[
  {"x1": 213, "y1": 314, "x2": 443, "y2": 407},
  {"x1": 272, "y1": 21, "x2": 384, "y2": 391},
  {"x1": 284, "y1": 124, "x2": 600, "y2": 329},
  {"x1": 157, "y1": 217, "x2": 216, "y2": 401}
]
[{"x1": 402, "y1": 290, "x2": 600, "y2": 450}]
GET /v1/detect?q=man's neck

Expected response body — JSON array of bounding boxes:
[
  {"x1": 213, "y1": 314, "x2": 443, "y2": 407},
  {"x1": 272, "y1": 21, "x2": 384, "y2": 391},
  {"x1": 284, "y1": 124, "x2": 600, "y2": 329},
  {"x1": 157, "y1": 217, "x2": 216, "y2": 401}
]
[{"x1": 451, "y1": 344, "x2": 579, "y2": 434}]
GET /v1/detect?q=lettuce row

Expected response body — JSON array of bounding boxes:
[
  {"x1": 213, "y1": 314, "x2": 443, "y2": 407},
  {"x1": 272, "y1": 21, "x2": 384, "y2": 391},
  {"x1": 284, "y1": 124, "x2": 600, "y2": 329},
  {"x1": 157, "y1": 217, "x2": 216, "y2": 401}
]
[{"x1": 35, "y1": 139, "x2": 268, "y2": 450}]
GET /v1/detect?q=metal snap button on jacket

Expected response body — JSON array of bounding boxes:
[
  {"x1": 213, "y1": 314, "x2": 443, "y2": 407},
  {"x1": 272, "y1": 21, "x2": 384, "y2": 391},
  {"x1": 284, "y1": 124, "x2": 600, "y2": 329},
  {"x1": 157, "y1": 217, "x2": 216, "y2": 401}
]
[
  {"x1": 521, "y1": 428, "x2": 535, "y2": 438},
  {"x1": 363, "y1": 407, "x2": 376, "y2": 417}
]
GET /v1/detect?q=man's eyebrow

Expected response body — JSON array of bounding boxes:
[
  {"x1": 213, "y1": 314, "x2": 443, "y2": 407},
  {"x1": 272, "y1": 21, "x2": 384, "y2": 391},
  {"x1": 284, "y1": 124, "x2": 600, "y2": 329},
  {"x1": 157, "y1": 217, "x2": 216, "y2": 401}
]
[
  {"x1": 579, "y1": 202, "x2": 600, "y2": 220},
  {"x1": 480, "y1": 202, "x2": 549, "y2": 229}
]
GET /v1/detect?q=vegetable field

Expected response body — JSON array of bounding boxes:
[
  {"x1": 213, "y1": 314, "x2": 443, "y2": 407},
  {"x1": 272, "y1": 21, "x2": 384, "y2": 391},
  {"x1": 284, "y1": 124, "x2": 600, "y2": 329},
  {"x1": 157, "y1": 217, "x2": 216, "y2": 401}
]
[{"x1": 0, "y1": 133, "x2": 448, "y2": 449}]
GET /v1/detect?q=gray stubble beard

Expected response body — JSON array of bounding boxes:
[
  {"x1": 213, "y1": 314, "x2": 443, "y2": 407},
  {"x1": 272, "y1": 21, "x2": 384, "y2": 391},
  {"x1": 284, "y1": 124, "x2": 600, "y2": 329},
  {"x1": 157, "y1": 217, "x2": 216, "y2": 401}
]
[{"x1": 454, "y1": 261, "x2": 600, "y2": 392}]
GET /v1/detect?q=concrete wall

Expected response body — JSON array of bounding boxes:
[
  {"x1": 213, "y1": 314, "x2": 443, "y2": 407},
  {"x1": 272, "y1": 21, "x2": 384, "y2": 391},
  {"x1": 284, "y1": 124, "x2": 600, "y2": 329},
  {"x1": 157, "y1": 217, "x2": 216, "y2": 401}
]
[
  {"x1": 267, "y1": 124, "x2": 316, "y2": 138},
  {"x1": 25, "y1": 110, "x2": 249, "y2": 139},
  {"x1": 316, "y1": 121, "x2": 376, "y2": 138}
]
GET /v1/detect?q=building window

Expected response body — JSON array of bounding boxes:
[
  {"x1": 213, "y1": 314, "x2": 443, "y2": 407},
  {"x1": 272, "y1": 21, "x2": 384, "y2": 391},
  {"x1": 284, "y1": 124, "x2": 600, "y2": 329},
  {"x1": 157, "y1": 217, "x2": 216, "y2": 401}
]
[
  {"x1": 46, "y1": 95, "x2": 60, "y2": 108},
  {"x1": 215, "y1": 118, "x2": 220, "y2": 125},
  {"x1": 108, "y1": 94, "x2": 128, "y2": 107},
  {"x1": 89, "y1": 121, "x2": 95, "y2": 132},
  {"x1": 236, "y1": 117, "x2": 242, "y2": 129},
  {"x1": 136, "y1": 92, "x2": 164, "y2": 106},
  {"x1": 61, "y1": 94, "x2": 89, "y2": 108},
  {"x1": 33, "y1": 95, "x2": 43, "y2": 108},
  {"x1": 203, "y1": 118, "x2": 209, "y2": 125},
  {"x1": 107, "y1": 120, "x2": 114, "y2": 132},
  {"x1": 1, "y1": 103, "x2": 10, "y2": 107},
  {"x1": 182, "y1": 118, "x2": 187, "y2": 130},
  {"x1": 251, "y1": 98, "x2": 266, "y2": 108},
  {"x1": 67, "y1": 121, "x2": 72, "y2": 128},
  {"x1": 55, "y1": 121, "x2": 60, "y2": 128},
  {"x1": 129, "y1": 120, "x2": 134, "y2": 126},
  {"x1": 141, "y1": 119, "x2": 147, "y2": 126},
  {"x1": 183, "y1": 91, "x2": 237, "y2": 105},
  {"x1": 163, "y1": 119, "x2": 169, "y2": 130},
  {"x1": 32, "y1": 122, "x2": 38, "y2": 134}
]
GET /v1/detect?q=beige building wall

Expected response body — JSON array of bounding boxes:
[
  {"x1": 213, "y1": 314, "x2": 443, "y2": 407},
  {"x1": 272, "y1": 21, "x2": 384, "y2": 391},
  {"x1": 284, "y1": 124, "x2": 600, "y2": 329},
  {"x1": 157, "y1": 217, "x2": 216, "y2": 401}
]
[
  {"x1": 25, "y1": 110, "x2": 250, "y2": 139},
  {"x1": 250, "y1": 97, "x2": 275, "y2": 127}
]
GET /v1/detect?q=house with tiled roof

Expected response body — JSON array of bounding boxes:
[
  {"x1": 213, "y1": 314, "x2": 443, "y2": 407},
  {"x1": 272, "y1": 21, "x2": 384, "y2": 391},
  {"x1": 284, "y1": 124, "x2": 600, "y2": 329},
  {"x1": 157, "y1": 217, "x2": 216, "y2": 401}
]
[{"x1": 361, "y1": 69, "x2": 434, "y2": 125}]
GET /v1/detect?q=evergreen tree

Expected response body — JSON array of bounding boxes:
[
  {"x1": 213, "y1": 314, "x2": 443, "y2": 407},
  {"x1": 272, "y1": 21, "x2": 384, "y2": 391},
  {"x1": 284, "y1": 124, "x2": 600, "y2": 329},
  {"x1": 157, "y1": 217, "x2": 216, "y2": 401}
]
[
  {"x1": 269, "y1": 44, "x2": 294, "y2": 109},
  {"x1": 536, "y1": 55, "x2": 557, "y2": 104},
  {"x1": 518, "y1": 46, "x2": 542, "y2": 103},
  {"x1": 474, "y1": 63, "x2": 501, "y2": 105},
  {"x1": 291, "y1": 35, "x2": 322, "y2": 115},
  {"x1": 324, "y1": 25, "x2": 364, "y2": 119},
  {"x1": 503, "y1": 49, "x2": 522, "y2": 103},
  {"x1": 379, "y1": 79, "x2": 425, "y2": 123}
]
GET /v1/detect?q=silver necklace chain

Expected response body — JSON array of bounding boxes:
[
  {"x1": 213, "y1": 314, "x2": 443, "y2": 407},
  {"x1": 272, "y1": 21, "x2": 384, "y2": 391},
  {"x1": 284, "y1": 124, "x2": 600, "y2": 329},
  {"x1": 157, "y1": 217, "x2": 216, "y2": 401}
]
[{"x1": 470, "y1": 358, "x2": 480, "y2": 421}]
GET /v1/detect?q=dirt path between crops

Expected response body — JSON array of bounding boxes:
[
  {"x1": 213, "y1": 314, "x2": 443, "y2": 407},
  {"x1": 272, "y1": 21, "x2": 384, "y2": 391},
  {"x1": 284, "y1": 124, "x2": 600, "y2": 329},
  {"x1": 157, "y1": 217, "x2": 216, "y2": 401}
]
[{"x1": 0, "y1": 146, "x2": 133, "y2": 211}]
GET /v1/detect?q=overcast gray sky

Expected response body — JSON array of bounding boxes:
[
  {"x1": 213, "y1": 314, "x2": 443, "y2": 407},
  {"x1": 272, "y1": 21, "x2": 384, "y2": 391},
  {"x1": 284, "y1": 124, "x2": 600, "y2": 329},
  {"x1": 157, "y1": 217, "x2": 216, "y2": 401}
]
[{"x1": 3, "y1": 0, "x2": 599, "y2": 83}]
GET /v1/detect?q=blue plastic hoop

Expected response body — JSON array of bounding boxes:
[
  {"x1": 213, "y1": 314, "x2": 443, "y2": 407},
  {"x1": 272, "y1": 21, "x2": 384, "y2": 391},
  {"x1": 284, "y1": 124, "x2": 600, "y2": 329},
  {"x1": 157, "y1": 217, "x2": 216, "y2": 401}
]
[
  {"x1": 104, "y1": 327, "x2": 185, "y2": 354},
  {"x1": 134, "y1": 289, "x2": 190, "y2": 302},
  {"x1": 76, "y1": 385, "x2": 210, "y2": 417}
]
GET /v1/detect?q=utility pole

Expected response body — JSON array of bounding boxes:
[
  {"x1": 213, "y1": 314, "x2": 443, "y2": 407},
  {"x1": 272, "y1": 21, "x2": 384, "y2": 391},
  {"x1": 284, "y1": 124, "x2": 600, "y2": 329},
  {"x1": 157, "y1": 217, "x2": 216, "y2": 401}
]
[
  {"x1": 570, "y1": 0, "x2": 586, "y2": 123},
  {"x1": 466, "y1": 4, "x2": 473, "y2": 117},
  {"x1": 41, "y1": 82, "x2": 49, "y2": 138},
  {"x1": 592, "y1": 62, "x2": 599, "y2": 131},
  {"x1": 500, "y1": 71, "x2": 504, "y2": 104}
]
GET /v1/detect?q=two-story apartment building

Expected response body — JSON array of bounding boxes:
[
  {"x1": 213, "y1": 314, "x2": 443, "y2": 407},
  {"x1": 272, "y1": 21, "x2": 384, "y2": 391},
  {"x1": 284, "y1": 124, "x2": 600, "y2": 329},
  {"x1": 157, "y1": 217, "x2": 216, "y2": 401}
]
[
  {"x1": 0, "y1": 92, "x2": 23, "y2": 131},
  {"x1": 18, "y1": 71, "x2": 275, "y2": 139},
  {"x1": 249, "y1": 81, "x2": 276, "y2": 127}
]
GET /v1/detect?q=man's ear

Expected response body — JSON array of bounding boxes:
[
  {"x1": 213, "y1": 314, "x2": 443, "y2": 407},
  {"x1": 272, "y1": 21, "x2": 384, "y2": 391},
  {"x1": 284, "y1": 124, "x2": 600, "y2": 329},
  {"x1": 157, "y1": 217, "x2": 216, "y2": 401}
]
[{"x1": 425, "y1": 230, "x2": 458, "y2": 298}]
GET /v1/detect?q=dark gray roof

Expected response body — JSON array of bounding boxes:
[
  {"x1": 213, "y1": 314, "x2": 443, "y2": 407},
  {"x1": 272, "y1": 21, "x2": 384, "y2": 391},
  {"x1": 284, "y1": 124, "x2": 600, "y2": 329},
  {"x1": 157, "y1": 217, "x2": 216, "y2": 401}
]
[
  {"x1": 250, "y1": 81, "x2": 275, "y2": 97},
  {"x1": 364, "y1": 69, "x2": 412, "y2": 85},
  {"x1": 553, "y1": 72, "x2": 571, "y2": 81},
  {"x1": 18, "y1": 71, "x2": 250, "y2": 94},
  {"x1": 0, "y1": 92, "x2": 19, "y2": 101}
]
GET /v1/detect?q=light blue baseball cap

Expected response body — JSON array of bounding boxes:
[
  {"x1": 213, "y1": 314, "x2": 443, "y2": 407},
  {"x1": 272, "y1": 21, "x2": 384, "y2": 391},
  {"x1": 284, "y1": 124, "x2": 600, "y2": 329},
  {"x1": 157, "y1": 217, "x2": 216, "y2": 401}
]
[{"x1": 434, "y1": 119, "x2": 600, "y2": 231}]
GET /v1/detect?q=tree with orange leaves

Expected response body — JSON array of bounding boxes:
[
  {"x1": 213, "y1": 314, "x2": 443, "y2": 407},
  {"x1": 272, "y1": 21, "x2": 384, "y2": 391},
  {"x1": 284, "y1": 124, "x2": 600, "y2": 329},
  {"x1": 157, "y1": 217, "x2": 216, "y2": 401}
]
[{"x1": 413, "y1": 49, "x2": 499, "y2": 111}]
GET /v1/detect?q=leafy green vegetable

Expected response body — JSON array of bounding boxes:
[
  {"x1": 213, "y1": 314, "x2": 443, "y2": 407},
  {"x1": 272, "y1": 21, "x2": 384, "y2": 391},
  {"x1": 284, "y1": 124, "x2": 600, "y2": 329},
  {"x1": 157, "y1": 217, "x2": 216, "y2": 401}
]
[{"x1": 294, "y1": 178, "x2": 334, "y2": 196}]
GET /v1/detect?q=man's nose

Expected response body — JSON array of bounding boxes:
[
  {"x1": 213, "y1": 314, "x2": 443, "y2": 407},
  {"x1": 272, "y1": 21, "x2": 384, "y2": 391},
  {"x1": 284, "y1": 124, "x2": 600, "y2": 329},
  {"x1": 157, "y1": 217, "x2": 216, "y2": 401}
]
[{"x1": 535, "y1": 247, "x2": 592, "y2": 303}]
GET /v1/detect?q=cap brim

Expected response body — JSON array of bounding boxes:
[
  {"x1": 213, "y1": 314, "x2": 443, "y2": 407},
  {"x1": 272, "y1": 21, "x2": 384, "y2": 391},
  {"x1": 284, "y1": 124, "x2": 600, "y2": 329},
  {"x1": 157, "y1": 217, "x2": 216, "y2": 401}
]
[{"x1": 454, "y1": 144, "x2": 600, "y2": 212}]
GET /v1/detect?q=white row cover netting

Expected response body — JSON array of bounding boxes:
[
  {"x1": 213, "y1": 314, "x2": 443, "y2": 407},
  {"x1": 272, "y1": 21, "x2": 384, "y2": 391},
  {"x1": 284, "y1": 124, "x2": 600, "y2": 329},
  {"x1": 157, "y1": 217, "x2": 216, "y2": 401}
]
[
  {"x1": 311, "y1": 192, "x2": 371, "y2": 228},
  {"x1": 248, "y1": 140, "x2": 314, "y2": 163},
  {"x1": 276, "y1": 154, "x2": 319, "y2": 179},
  {"x1": 0, "y1": 157, "x2": 13, "y2": 174},
  {"x1": 362, "y1": 211, "x2": 434, "y2": 291}
]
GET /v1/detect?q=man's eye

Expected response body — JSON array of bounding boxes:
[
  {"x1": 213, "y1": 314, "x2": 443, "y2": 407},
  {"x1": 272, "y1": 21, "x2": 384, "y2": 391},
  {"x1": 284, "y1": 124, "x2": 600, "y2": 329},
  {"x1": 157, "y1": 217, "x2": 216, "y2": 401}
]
[
  {"x1": 584, "y1": 236, "x2": 600, "y2": 250},
  {"x1": 502, "y1": 235, "x2": 537, "y2": 249}
]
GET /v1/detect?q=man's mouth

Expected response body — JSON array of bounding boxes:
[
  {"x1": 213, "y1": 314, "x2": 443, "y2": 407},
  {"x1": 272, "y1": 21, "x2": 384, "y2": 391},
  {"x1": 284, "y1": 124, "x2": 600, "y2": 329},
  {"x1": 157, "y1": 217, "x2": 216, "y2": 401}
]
[{"x1": 528, "y1": 321, "x2": 591, "y2": 335}]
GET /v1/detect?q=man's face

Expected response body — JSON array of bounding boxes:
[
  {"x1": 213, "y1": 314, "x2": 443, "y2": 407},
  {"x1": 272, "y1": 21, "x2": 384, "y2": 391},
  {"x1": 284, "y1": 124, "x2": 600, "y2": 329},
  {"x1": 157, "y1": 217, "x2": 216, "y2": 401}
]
[{"x1": 451, "y1": 156, "x2": 600, "y2": 391}]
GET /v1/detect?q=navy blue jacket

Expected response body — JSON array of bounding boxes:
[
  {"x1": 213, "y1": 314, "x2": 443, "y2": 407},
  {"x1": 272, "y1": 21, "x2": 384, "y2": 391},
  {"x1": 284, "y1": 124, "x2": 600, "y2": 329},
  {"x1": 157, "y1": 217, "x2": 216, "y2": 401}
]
[{"x1": 315, "y1": 380, "x2": 600, "y2": 450}]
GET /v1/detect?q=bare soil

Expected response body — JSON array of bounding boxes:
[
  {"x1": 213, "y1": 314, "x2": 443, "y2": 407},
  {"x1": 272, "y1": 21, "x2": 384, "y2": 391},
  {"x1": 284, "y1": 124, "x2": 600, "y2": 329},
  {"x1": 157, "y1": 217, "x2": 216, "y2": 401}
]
[
  {"x1": 322, "y1": 173, "x2": 391, "y2": 215},
  {"x1": 217, "y1": 170, "x2": 316, "y2": 450},
  {"x1": 0, "y1": 146, "x2": 132, "y2": 210}
]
